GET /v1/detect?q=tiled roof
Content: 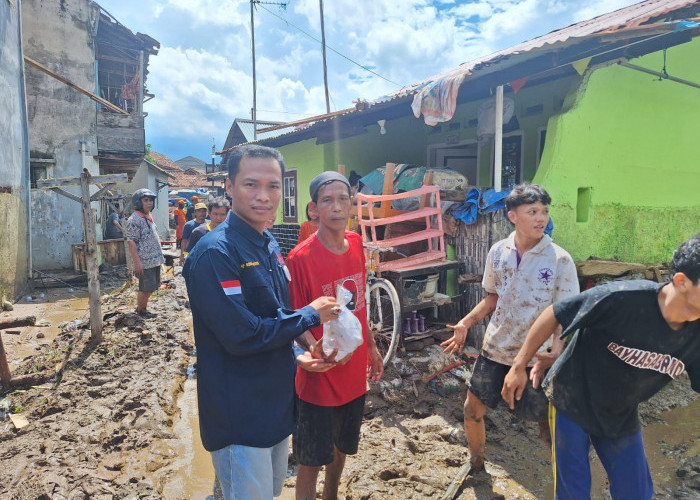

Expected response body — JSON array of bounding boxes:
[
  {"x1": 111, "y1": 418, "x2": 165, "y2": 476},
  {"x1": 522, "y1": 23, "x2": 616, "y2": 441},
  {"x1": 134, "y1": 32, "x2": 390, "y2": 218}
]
[
  {"x1": 150, "y1": 151, "x2": 181, "y2": 172},
  {"x1": 175, "y1": 155, "x2": 208, "y2": 171}
]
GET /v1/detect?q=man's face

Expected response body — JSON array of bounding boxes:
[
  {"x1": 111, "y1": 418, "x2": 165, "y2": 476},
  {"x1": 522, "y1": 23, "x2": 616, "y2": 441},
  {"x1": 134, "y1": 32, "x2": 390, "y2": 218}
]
[
  {"x1": 225, "y1": 156, "x2": 282, "y2": 233},
  {"x1": 507, "y1": 202, "x2": 549, "y2": 241},
  {"x1": 194, "y1": 208, "x2": 207, "y2": 222},
  {"x1": 141, "y1": 197, "x2": 154, "y2": 213},
  {"x1": 313, "y1": 181, "x2": 351, "y2": 232},
  {"x1": 209, "y1": 206, "x2": 228, "y2": 228},
  {"x1": 680, "y1": 274, "x2": 700, "y2": 320}
]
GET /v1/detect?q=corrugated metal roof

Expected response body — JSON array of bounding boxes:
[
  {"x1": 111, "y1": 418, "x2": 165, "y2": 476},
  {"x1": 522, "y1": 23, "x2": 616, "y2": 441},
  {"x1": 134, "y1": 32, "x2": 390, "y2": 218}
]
[
  {"x1": 394, "y1": 0, "x2": 700, "y2": 97},
  {"x1": 236, "y1": 119, "x2": 298, "y2": 142},
  {"x1": 248, "y1": 0, "x2": 699, "y2": 145}
]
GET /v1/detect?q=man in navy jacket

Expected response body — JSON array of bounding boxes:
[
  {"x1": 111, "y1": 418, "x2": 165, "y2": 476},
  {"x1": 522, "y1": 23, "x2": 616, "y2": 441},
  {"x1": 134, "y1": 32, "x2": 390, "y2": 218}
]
[{"x1": 184, "y1": 145, "x2": 338, "y2": 500}]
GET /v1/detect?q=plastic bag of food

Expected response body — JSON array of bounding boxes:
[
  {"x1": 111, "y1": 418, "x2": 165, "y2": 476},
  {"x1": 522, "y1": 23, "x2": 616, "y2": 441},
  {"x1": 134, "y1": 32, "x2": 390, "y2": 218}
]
[{"x1": 323, "y1": 284, "x2": 364, "y2": 359}]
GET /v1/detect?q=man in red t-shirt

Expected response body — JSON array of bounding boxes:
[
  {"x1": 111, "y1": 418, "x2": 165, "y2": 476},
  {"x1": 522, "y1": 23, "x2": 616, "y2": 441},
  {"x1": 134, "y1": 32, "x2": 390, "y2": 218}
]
[{"x1": 287, "y1": 171, "x2": 384, "y2": 500}]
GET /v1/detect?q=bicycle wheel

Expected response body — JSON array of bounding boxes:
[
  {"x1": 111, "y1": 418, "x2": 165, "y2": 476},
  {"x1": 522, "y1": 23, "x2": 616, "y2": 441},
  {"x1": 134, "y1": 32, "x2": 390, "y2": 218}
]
[{"x1": 367, "y1": 278, "x2": 401, "y2": 366}]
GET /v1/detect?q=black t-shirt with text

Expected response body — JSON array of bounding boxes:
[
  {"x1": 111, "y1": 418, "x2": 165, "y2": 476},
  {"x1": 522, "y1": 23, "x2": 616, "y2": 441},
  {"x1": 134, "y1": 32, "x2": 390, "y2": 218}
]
[{"x1": 544, "y1": 280, "x2": 700, "y2": 439}]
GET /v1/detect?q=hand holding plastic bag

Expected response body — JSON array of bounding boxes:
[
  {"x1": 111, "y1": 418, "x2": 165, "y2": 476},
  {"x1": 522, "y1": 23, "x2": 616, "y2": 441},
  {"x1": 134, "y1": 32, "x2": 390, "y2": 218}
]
[{"x1": 323, "y1": 284, "x2": 364, "y2": 360}]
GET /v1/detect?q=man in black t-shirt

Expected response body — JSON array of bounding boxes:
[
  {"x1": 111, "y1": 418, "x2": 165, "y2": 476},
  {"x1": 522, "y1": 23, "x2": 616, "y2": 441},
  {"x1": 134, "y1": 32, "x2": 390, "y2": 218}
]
[{"x1": 502, "y1": 234, "x2": 700, "y2": 500}]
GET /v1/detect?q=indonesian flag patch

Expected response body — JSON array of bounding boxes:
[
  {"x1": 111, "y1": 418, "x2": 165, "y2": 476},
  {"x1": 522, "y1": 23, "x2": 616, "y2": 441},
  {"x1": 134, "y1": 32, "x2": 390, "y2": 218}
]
[{"x1": 221, "y1": 280, "x2": 242, "y2": 295}]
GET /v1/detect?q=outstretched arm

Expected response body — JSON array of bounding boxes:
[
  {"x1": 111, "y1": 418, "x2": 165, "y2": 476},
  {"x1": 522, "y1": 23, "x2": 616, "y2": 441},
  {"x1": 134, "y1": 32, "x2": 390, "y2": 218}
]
[
  {"x1": 501, "y1": 305, "x2": 561, "y2": 410},
  {"x1": 441, "y1": 293, "x2": 498, "y2": 355}
]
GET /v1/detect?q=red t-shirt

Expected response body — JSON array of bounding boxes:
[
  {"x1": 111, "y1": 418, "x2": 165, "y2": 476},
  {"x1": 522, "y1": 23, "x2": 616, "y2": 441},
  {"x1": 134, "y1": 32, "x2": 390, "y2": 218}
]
[
  {"x1": 286, "y1": 231, "x2": 368, "y2": 407},
  {"x1": 297, "y1": 221, "x2": 318, "y2": 244}
]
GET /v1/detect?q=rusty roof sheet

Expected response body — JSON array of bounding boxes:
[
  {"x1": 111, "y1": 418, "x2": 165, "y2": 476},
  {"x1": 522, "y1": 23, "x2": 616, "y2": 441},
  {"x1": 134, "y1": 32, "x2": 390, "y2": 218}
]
[
  {"x1": 394, "y1": 0, "x2": 700, "y2": 97},
  {"x1": 248, "y1": 0, "x2": 699, "y2": 145}
]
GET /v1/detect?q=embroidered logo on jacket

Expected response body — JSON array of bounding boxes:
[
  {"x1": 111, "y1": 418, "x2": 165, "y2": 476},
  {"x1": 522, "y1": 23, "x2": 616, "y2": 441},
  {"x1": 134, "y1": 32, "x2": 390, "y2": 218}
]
[
  {"x1": 538, "y1": 268, "x2": 553, "y2": 285},
  {"x1": 607, "y1": 342, "x2": 685, "y2": 380},
  {"x1": 221, "y1": 280, "x2": 242, "y2": 295}
]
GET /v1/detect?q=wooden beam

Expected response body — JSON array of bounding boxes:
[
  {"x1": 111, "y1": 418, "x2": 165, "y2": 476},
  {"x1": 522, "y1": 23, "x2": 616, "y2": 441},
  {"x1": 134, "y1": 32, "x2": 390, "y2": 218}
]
[
  {"x1": 0, "y1": 315, "x2": 36, "y2": 330},
  {"x1": 50, "y1": 187, "x2": 82, "y2": 204},
  {"x1": 24, "y1": 56, "x2": 128, "y2": 115},
  {"x1": 37, "y1": 173, "x2": 127, "y2": 189},
  {"x1": 90, "y1": 184, "x2": 116, "y2": 202}
]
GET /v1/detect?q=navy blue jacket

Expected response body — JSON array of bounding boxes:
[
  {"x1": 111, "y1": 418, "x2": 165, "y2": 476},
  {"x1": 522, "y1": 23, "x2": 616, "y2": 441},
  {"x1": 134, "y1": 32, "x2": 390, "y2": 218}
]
[{"x1": 183, "y1": 211, "x2": 319, "y2": 451}]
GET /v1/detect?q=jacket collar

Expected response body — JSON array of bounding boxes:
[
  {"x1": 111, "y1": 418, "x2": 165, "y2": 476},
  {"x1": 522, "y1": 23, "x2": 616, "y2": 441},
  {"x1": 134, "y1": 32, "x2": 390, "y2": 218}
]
[{"x1": 226, "y1": 211, "x2": 270, "y2": 249}]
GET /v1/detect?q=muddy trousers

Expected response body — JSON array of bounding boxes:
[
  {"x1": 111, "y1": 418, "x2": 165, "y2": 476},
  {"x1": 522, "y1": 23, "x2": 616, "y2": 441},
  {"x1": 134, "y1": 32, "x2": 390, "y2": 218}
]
[{"x1": 551, "y1": 408, "x2": 653, "y2": 500}]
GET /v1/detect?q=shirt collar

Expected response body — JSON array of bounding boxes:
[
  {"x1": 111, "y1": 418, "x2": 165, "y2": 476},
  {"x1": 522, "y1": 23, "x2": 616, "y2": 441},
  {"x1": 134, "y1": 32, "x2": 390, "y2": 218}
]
[
  {"x1": 226, "y1": 211, "x2": 270, "y2": 249},
  {"x1": 504, "y1": 231, "x2": 552, "y2": 254}
]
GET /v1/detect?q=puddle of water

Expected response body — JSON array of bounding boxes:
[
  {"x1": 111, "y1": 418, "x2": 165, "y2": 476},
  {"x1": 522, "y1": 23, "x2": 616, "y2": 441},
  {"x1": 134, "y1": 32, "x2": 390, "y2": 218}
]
[{"x1": 163, "y1": 367, "x2": 217, "y2": 500}]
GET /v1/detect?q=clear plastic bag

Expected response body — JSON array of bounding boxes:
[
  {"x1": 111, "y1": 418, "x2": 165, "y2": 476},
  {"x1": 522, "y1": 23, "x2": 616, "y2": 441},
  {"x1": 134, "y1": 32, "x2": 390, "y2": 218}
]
[{"x1": 323, "y1": 284, "x2": 364, "y2": 359}]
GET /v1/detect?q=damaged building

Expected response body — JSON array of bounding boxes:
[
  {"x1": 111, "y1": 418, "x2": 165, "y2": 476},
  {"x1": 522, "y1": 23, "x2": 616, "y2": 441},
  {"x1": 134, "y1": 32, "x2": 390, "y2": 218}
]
[{"x1": 21, "y1": 0, "x2": 159, "y2": 271}]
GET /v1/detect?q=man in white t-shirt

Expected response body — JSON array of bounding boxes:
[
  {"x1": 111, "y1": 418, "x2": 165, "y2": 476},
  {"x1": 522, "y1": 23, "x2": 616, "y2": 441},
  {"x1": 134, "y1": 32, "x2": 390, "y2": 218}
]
[{"x1": 441, "y1": 183, "x2": 579, "y2": 473}]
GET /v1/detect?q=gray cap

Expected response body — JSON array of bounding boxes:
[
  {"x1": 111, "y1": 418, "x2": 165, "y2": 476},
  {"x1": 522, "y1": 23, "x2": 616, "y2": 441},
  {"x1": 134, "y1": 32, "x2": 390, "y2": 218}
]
[{"x1": 309, "y1": 171, "x2": 351, "y2": 201}]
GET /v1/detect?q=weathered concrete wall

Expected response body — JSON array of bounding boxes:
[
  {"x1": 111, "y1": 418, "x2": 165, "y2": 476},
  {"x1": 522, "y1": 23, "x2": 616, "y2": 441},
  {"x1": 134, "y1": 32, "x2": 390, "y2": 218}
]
[
  {"x1": 534, "y1": 37, "x2": 700, "y2": 263},
  {"x1": 22, "y1": 0, "x2": 101, "y2": 270},
  {"x1": 0, "y1": 1, "x2": 30, "y2": 300}
]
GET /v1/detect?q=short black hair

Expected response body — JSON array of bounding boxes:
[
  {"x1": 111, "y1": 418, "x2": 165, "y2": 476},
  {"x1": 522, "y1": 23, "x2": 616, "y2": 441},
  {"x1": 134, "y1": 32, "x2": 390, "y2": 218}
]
[
  {"x1": 226, "y1": 145, "x2": 285, "y2": 182},
  {"x1": 207, "y1": 196, "x2": 230, "y2": 212},
  {"x1": 505, "y1": 183, "x2": 552, "y2": 211},
  {"x1": 671, "y1": 234, "x2": 700, "y2": 284}
]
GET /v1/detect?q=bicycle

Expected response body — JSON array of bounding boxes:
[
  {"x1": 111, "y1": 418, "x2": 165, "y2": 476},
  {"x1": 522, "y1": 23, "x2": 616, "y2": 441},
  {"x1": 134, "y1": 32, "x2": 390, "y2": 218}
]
[{"x1": 364, "y1": 243, "x2": 401, "y2": 366}]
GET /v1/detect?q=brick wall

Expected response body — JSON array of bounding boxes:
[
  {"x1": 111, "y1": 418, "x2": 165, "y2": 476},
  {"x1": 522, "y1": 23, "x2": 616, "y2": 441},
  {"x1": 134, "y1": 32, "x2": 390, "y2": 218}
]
[{"x1": 270, "y1": 224, "x2": 300, "y2": 257}]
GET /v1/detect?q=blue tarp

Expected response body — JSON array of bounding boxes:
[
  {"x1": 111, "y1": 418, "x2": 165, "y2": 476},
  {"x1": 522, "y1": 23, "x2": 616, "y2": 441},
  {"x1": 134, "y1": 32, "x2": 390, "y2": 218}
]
[{"x1": 451, "y1": 187, "x2": 509, "y2": 225}]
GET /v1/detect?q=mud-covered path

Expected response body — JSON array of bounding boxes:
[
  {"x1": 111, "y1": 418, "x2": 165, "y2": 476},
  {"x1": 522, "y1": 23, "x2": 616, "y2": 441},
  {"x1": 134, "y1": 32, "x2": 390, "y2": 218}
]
[{"x1": 0, "y1": 268, "x2": 697, "y2": 499}]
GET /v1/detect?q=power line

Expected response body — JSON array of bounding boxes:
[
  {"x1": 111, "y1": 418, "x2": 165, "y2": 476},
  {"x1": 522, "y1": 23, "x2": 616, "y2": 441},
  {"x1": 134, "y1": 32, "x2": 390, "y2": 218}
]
[{"x1": 256, "y1": 3, "x2": 404, "y2": 88}]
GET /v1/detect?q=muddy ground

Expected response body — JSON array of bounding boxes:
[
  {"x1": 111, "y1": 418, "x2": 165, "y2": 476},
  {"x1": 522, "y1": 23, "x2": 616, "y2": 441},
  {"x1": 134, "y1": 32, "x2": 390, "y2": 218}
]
[{"x1": 0, "y1": 267, "x2": 698, "y2": 499}]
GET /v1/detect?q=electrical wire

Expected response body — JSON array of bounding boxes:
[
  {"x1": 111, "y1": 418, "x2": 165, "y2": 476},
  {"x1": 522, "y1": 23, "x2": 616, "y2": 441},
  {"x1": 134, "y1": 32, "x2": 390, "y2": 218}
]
[{"x1": 255, "y1": 3, "x2": 404, "y2": 88}]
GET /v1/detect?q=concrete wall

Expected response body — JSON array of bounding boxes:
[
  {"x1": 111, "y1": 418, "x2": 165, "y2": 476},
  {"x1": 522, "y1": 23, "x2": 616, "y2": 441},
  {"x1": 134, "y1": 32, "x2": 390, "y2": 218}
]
[
  {"x1": 23, "y1": 0, "x2": 101, "y2": 269},
  {"x1": 0, "y1": 1, "x2": 30, "y2": 300},
  {"x1": 534, "y1": 37, "x2": 700, "y2": 263}
]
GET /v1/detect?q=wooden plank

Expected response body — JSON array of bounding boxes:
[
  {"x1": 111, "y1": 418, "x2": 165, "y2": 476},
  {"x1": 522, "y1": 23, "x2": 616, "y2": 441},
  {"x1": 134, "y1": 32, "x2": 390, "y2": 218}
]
[
  {"x1": 24, "y1": 56, "x2": 128, "y2": 115},
  {"x1": 80, "y1": 171, "x2": 103, "y2": 343},
  {"x1": 50, "y1": 187, "x2": 82, "y2": 204},
  {"x1": 0, "y1": 316, "x2": 36, "y2": 329},
  {"x1": 37, "y1": 173, "x2": 127, "y2": 189},
  {"x1": 0, "y1": 334, "x2": 11, "y2": 386}
]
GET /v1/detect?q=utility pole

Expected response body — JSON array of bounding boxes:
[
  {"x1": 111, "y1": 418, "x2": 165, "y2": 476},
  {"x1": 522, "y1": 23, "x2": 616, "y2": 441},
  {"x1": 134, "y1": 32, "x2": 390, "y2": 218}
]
[
  {"x1": 319, "y1": 0, "x2": 330, "y2": 114},
  {"x1": 250, "y1": 1, "x2": 258, "y2": 140}
]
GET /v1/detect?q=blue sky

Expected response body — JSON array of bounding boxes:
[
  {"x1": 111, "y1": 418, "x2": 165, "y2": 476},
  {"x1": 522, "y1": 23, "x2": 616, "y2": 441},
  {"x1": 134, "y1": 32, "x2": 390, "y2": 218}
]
[{"x1": 95, "y1": 0, "x2": 640, "y2": 163}]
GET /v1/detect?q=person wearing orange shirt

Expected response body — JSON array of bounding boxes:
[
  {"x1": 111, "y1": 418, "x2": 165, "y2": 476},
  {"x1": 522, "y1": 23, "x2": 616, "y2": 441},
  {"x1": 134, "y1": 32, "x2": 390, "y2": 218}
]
[
  {"x1": 174, "y1": 201, "x2": 187, "y2": 249},
  {"x1": 297, "y1": 202, "x2": 320, "y2": 244}
]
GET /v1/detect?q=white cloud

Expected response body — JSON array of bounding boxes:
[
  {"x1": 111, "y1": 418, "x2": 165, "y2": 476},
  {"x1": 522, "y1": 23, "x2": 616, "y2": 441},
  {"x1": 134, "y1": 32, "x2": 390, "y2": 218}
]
[{"x1": 166, "y1": 0, "x2": 248, "y2": 27}]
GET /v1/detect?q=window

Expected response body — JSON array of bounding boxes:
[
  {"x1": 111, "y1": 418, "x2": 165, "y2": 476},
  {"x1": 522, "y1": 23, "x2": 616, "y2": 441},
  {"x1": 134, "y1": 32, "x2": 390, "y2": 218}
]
[
  {"x1": 283, "y1": 170, "x2": 298, "y2": 223},
  {"x1": 576, "y1": 187, "x2": 592, "y2": 223},
  {"x1": 30, "y1": 159, "x2": 55, "y2": 188}
]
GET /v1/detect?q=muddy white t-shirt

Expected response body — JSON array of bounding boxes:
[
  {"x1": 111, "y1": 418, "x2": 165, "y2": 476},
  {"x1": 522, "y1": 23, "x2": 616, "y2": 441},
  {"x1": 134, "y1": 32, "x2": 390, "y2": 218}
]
[{"x1": 481, "y1": 232, "x2": 579, "y2": 366}]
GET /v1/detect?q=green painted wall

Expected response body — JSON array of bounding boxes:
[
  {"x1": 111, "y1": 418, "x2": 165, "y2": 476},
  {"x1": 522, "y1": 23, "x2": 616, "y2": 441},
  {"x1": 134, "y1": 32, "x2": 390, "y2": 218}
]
[
  {"x1": 278, "y1": 138, "x2": 324, "y2": 223},
  {"x1": 534, "y1": 37, "x2": 700, "y2": 263}
]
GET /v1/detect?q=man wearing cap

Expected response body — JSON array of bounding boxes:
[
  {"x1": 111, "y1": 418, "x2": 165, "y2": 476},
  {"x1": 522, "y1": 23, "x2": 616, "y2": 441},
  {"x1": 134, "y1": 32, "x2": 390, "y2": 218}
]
[
  {"x1": 180, "y1": 201, "x2": 207, "y2": 265},
  {"x1": 186, "y1": 195, "x2": 199, "y2": 221},
  {"x1": 286, "y1": 171, "x2": 384, "y2": 500},
  {"x1": 183, "y1": 145, "x2": 340, "y2": 500},
  {"x1": 184, "y1": 197, "x2": 230, "y2": 253}
]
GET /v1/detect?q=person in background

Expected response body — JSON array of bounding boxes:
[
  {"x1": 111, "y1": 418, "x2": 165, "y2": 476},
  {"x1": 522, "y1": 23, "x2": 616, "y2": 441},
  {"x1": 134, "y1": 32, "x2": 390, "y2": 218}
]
[
  {"x1": 186, "y1": 195, "x2": 199, "y2": 221},
  {"x1": 174, "y1": 201, "x2": 187, "y2": 249},
  {"x1": 287, "y1": 171, "x2": 384, "y2": 500},
  {"x1": 297, "y1": 202, "x2": 320, "y2": 244},
  {"x1": 183, "y1": 145, "x2": 339, "y2": 500},
  {"x1": 180, "y1": 202, "x2": 207, "y2": 265},
  {"x1": 126, "y1": 189, "x2": 164, "y2": 318},
  {"x1": 184, "y1": 197, "x2": 230, "y2": 254},
  {"x1": 104, "y1": 208, "x2": 124, "y2": 240},
  {"x1": 502, "y1": 234, "x2": 700, "y2": 500},
  {"x1": 441, "y1": 183, "x2": 579, "y2": 474}
]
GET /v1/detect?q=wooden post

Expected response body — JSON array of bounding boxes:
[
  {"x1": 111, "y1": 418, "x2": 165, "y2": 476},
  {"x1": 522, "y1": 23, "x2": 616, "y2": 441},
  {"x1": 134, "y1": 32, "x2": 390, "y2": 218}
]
[
  {"x1": 80, "y1": 169, "x2": 103, "y2": 343},
  {"x1": 0, "y1": 316, "x2": 36, "y2": 386},
  {"x1": 0, "y1": 334, "x2": 11, "y2": 386},
  {"x1": 36, "y1": 168, "x2": 127, "y2": 345}
]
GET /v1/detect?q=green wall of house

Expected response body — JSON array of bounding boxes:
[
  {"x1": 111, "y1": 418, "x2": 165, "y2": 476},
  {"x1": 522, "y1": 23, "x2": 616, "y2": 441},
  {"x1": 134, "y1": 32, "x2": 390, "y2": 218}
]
[
  {"x1": 534, "y1": 37, "x2": 700, "y2": 263},
  {"x1": 276, "y1": 138, "x2": 324, "y2": 223}
]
